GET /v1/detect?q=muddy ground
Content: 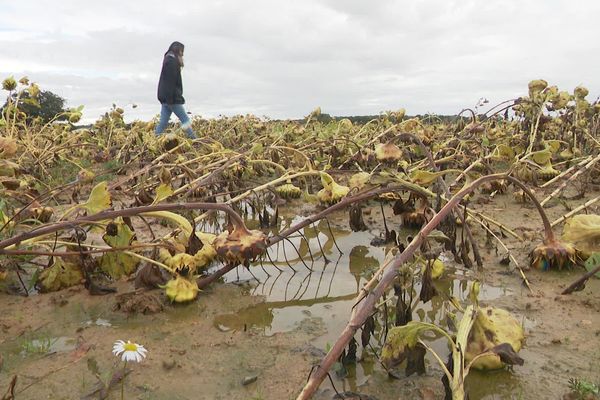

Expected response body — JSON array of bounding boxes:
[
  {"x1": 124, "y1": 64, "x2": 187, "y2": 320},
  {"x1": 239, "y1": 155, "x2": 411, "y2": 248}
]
[{"x1": 1, "y1": 186, "x2": 600, "y2": 400}]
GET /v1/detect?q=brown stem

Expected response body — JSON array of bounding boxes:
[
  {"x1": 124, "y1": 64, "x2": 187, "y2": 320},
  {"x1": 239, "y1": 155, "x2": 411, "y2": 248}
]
[
  {"x1": 458, "y1": 108, "x2": 477, "y2": 122},
  {"x1": 197, "y1": 263, "x2": 237, "y2": 289},
  {"x1": 561, "y1": 264, "x2": 600, "y2": 295},
  {"x1": 482, "y1": 99, "x2": 518, "y2": 121},
  {"x1": 182, "y1": 155, "x2": 243, "y2": 198},
  {"x1": 504, "y1": 176, "x2": 554, "y2": 242},
  {"x1": 396, "y1": 131, "x2": 483, "y2": 268},
  {"x1": 0, "y1": 202, "x2": 247, "y2": 251}
]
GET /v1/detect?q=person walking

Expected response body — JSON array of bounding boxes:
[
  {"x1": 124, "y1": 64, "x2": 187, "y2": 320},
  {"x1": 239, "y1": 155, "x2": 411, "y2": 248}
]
[{"x1": 155, "y1": 41, "x2": 196, "y2": 138}]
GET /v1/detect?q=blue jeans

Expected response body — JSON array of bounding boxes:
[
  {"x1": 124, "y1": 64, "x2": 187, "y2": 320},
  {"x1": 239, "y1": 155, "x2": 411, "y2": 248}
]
[{"x1": 155, "y1": 103, "x2": 195, "y2": 138}]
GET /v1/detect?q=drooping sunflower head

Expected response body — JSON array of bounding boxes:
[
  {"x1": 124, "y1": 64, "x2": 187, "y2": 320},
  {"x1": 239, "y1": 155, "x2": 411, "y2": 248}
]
[
  {"x1": 213, "y1": 227, "x2": 267, "y2": 266},
  {"x1": 530, "y1": 239, "x2": 579, "y2": 271}
]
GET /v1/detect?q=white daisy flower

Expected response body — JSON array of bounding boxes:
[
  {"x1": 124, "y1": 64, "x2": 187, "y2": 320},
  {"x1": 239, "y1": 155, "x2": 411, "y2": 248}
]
[{"x1": 112, "y1": 340, "x2": 148, "y2": 363}]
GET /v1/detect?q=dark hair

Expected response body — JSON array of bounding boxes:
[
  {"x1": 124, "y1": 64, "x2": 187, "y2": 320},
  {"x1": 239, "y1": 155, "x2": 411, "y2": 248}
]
[
  {"x1": 166, "y1": 41, "x2": 184, "y2": 56},
  {"x1": 163, "y1": 41, "x2": 185, "y2": 66}
]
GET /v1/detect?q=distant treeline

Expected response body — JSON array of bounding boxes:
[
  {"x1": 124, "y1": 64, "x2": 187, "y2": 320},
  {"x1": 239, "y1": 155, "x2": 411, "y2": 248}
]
[{"x1": 294, "y1": 112, "x2": 474, "y2": 125}]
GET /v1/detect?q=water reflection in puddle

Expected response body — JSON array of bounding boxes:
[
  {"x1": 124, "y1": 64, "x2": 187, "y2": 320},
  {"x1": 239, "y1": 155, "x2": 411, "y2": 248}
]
[
  {"x1": 84, "y1": 318, "x2": 112, "y2": 327},
  {"x1": 215, "y1": 217, "x2": 511, "y2": 336},
  {"x1": 215, "y1": 223, "x2": 384, "y2": 336},
  {"x1": 19, "y1": 336, "x2": 76, "y2": 356},
  {"x1": 211, "y1": 210, "x2": 527, "y2": 397}
]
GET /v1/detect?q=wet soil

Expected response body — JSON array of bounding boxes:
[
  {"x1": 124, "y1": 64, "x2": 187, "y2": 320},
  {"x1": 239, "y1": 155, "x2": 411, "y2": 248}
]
[
  {"x1": 0, "y1": 282, "x2": 325, "y2": 400},
  {"x1": 1, "y1": 188, "x2": 600, "y2": 400}
]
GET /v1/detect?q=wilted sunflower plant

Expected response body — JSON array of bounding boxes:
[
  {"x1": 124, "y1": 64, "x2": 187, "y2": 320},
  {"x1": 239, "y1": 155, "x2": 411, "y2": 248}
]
[{"x1": 381, "y1": 283, "x2": 525, "y2": 400}]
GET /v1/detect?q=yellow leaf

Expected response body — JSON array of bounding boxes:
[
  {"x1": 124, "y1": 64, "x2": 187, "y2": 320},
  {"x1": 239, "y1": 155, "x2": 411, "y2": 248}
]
[
  {"x1": 38, "y1": 257, "x2": 84, "y2": 292},
  {"x1": 81, "y1": 181, "x2": 111, "y2": 214},
  {"x1": 348, "y1": 172, "x2": 371, "y2": 190},
  {"x1": 469, "y1": 281, "x2": 480, "y2": 306},
  {"x1": 152, "y1": 183, "x2": 173, "y2": 204},
  {"x1": 141, "y1": 211, "x2": 193, "y2": 236},
  {"x1": 317, "y1": 172, "x2": 349, "y2": 204},
  {"x1": 381, "y1": 322, "x2": 447, "y2": 369},
  {"x1": 490, "y1": 144, "x2": 515, "y2": 161},
  {"x1": 99, "y1": 218, "x2": 139, "y2": 279},
  {"x1": 466, "y1": 307, "x2": 524, "y2": 370},
  {"x1": 419, "y1": 258, "x2": 445, "y2": 279},
  {"x1": 529, "y1": 149, "x2": 551, "y2": 165},
  {"x1": 431, "y1": 259, "x2": 445, "y2": 279},
  {"x1": 544, "y1": 140, "x2": 561, "y2": 154},
  {"x1": 562, "y1": 214, "x2": 600, "y2": 257},
  {"x1": 409, "y1": 169, "x2": 458, "y2": 186},
  {"x1": 319, "y1": 171, "x2": 334, "y2": 189}
]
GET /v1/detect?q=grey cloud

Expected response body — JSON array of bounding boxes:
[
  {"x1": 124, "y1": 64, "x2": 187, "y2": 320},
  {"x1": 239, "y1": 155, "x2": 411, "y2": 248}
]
[{"x1": 1, "y1": 0, "x2": 599, "y2": 123}]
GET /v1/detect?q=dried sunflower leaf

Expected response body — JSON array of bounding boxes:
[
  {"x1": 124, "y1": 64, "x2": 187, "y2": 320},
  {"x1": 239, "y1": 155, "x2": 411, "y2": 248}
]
[
  {"x1": 98, "y1": 218, "x2": 139, "y2": 279},
  {"x1": 562, "y1": 214, "x2": 600, "y2": 257},
  {"x1": 38, "y1": 257, "x2": 84, "y2": 292},
  {"x1": 152, "y1": 183, "x2": 173, "y2": 204},
  {"x1": 81, "y1": 181, "x2": 111, "y2": 214}
]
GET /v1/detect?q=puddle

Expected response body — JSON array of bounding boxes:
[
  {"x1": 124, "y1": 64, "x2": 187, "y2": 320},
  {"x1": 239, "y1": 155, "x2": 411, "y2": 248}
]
[
  {"x1": 84, "y1": 318, "x2": 112, "y2": 327},
  {"x1": 19, "y1": 336, "x2": 76, "y2": 356},
  {"x1": 210, "y1": 210, "x2": 538, "y2": 398},
  {"x1": 215, "y1": 214, "x2": 515, "y2": 335},
  {"x1": 215, "y1": 224, "x2": 384, "y2": 336},
  {"x1": 0, "y1": 334, "x2": 77, "y2": 371}
]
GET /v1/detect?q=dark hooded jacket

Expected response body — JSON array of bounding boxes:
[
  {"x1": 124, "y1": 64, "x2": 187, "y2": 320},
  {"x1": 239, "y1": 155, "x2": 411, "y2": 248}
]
[{"x1": 157, "y1": 53, "x2": 185, "y2": 104}]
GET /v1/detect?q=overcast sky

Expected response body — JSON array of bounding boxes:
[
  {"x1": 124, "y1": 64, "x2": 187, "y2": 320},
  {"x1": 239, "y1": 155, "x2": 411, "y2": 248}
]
[{"x1": 1, "y1": 0, "x2": 599, "y2": 123}]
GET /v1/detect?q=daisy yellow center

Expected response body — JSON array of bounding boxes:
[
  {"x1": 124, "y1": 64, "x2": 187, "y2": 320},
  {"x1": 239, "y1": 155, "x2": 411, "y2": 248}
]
[{"x1": 123, "y1": 342, "x2": 138, "y2": 352}]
